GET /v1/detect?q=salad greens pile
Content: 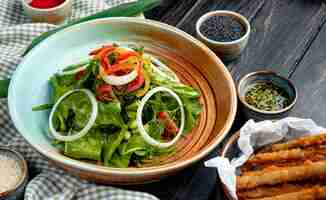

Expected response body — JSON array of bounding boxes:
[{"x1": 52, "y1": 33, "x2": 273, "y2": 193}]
[{"x1": 35, "y1": 44, "x2": 202, "y2": 168}]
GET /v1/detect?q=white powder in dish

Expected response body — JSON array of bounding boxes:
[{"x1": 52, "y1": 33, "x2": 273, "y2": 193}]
[{"x1": 0, "y1": 153, "x2": 22, "y2": 193}]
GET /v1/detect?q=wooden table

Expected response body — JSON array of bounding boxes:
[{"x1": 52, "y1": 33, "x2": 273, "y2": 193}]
[{"x1": 127, "y1": 0, "x2": 326, "y2": 199}]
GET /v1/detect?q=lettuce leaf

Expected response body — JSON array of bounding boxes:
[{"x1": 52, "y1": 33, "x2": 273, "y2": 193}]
[
  {"x1": 49, "y1": 64, "x2": 93, "y2": 102},
  {"x1": 109, "y1": 153, "x2": 131, "y2": 168},
  {"x1": 103, "y1": 128, "x2": 127, "y2": 166},
  {"x1": 52, "y1": 91, "x2": 92, "y2": 133},
  {"x1": 150, "y1": 70, "x2": 200, "y2": 99},
  {"x1": 64, "y1": 128, "x2": 103, "y2": 161},
  {"x1": 50, "y1": 75, "x2": 74, "y2": 103},
  {"x1": 95, "y1": 101, "x2": 124, "y2": 128},
  {"x1": 119, "y1": 135, "x2": 148, "y2": 155},
  {"x1": 182, "y1": 98, "x2": 202, "y2": 133}
]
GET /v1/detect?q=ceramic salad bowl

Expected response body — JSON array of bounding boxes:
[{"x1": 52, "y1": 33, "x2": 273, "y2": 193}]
[{"x1": 8, "y1": 17, "x2": 237, "y2": 184}]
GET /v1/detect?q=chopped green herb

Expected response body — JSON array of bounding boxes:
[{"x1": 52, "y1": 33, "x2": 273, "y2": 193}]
[
  {"x1": 132, "y1": 46, "x2": 144, "y2": 54},
  {"x1": 245, "y1": 82, "x2": 290, "y2": 111},
  {"x1": 32, "y1": 103, "x2": 54, "y2": 111},
  {"x1": 108, "y1": 53, "x2": 118, "y2": 65}
]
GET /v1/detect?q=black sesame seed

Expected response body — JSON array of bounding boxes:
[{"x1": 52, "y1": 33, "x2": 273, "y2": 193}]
[{"x1": 200, "y1": 15, "x2": 246, "y2": 42}]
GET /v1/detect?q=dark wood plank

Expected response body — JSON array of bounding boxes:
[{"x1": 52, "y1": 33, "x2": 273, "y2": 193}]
[
  {"x1": 144, "y1": 1, "x2": 326, "y2": 200},
  {"x1": 144, "y1": 0, "x2": 180, "y2": 21},
  {"x1": 145, "y1": 0, "x2": 199, "y2": 26},
  {"x1": 175, "y1": 0, "x2": 326, "y2": 79},
  {"x1": 174, "y1": 1, "x2": 326, "y2": 200},
  {"x1": 289, "y1": 9, "x2": 326, "y2": 127},
  {"x1": 171, "y1": 151, "x2": 218, "y2": 200},
  {"x1": 177, "y1": 0, "x2": 264, "y2": 37},
  {"x1": 229, "y1": 0, "x2": 326, "y2": 80},
  {"x1": 143, "y1": 1, "x2": 266, "y2": 199},
  {"x1": 124, "y1": 163, "x2": 200, "y2": 200}
]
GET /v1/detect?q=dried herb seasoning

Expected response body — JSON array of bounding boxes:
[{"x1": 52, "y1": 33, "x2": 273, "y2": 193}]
[
  {"x1": 200, "y1": 15, "x2": 246, "y2": 42},
  {"x1": 244, "y1": 82, "x2": 290, "y2": 111}
]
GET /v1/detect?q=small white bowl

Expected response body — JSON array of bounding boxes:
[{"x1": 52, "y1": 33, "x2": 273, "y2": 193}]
[
  {"x1": 22, "y1": 0, "x2": 72, "y2": 24},
  {"x1": 196, "y1": 10, "x2": 250, "y2": 61}
]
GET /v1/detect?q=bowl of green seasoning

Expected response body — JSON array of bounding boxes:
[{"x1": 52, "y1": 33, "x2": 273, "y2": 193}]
[{"x1": 237, "y1": 70, "x2": 297, "y2": 121}]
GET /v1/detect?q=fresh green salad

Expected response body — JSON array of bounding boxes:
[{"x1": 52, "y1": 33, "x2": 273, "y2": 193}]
[{"x1": 34, "y1": 44, "x2": 202, "y2": 168}]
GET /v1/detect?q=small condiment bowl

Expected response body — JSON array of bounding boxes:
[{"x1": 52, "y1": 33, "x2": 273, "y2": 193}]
[
  {"x1": 0, "y1": 146, "x2": 28, "y2": 200},
  {"x1": 196, "y1": 10, "x2": 250, "y2": 61},
  {"x1": 21, "y1": 0, "x2": 72, "y2": 24},
  {"x1": 237, "y1": 70, "x2": 297, "y2": 121}
]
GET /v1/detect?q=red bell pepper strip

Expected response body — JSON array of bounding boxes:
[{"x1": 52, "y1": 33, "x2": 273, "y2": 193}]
[
  {"x1": 89, "y1": 45, "x2": 113, "y2": 56},
  {"x1": 126, "y1": 61, "x2": 144, "y2": 92},
  {"x1": 108, "y1": 64, "x2": 134, "y2": 75},
  {"x1": 127, "y1": 71, "x2": 145, "y2": 92},
  {"x1": 98, "y1": 46, "x2": 115, "y2": 70},
  {"x1": 118, "y1": 51, "x2": 139, "y2": 61}
]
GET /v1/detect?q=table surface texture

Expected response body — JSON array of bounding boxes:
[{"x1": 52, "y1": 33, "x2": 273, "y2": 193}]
[{"x1": 124, "y1": 1, "x2": 326, "y2": 199}]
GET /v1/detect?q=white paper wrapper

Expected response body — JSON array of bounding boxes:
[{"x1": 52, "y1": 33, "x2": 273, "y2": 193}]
[{"x1": 205, "y1": 117, "x2": 326, "y2": 200}]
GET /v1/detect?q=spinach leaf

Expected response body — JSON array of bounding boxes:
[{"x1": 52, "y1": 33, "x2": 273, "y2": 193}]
[{"x1": 64, "y1": 128, "x2": 103, "y2": 161}]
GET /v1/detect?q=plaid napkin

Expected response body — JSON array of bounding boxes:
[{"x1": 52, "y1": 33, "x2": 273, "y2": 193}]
[{"x1": 0, "y1": 0, "x2": 159, "y2": 199}]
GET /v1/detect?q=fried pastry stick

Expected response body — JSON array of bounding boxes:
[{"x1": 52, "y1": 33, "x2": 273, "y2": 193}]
[
  {"x1": 247, "y1": 148, "x2": 326, "y2": 164},
  {"x1": 237, "y1": 183, "x2": 313, "y2": 199},
  {"x1": 237, "y1": 160, "x2": 326, "y2": 189},
  {"x1": 249, "y1": 185, "x2": 326, "y2": 200},
  {"x1": 260, "y1": 134, "x2": 326, "y2": 153}
]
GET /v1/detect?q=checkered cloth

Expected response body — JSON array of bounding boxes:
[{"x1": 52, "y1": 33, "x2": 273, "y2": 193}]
[{"x1": 0, "y1": 1, "x2": 159, "y2": 199}]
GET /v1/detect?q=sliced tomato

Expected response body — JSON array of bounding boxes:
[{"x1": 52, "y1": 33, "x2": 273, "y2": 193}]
[
  {"x1": 127, "y1": 72, "x2": 144, "y2": 92},
  {"x1": 158, "y1": 112, "x2": 179, "y2": 138},
  {"x1": 158, "y1": 111, "x2": 168, "y2": 119},
  {"x1": 96, "y1": 83, "x2": 113, "y2": 102}
]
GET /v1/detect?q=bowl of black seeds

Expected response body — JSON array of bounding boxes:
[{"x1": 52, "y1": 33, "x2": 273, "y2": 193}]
[{"x1": 196, "y1": 10, "x2": 250, "y2": 61}]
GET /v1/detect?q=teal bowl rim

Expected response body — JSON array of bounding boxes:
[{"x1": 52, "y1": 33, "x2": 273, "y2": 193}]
[
  {"x1": 237, "y1": 70, "x2": 298, "y2": 115},
  {"x1": 0, "y1": 146, "x2": 28, "y2": 198},
  {"x1": 8, "y1": 17, "x2": 237, "y2": 176}
]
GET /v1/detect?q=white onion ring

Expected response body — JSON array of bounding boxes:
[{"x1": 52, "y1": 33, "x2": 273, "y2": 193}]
[
  {"x1": 99, "y1": 63, "x2": 138, "y2": 86},
  {"x1": 136, "y1": 87, "x2": 185, "y2": 148},
  {"x1": 49, "y1": 89, "x2": 98, "y2": 142}
]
